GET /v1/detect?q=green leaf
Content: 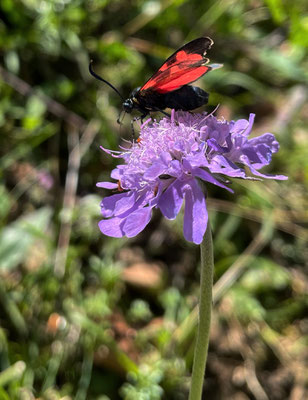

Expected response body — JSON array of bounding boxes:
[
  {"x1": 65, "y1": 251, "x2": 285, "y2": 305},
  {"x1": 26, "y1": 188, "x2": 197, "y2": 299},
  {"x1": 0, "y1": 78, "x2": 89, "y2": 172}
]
[
  {"x1": 0, "y1": 207, "x2": 52, "y2": 271},
  {"x1": 264, "y1": 0, "x2": 287, "y2": 23},
  {"x1": 229, "y1": 286, "x2": 266, "y2": 322},
  {"x1": 26, "y1": 95, "x2": 47, "y2": 117},
  {"x1": 0, "y1": 387, "x2": 11, "y2": 400},
  {"x1": 0, "y1": 186, "x2": 12, "y2": 223},
  {"x1": 258, "y1": 48, "x2": 308, "y2": 82},
  {"x1": 240, "y1": 257, "x2": 290, "y2": 292},
  {"x1": 4, "y1": 50, "x2": 20, "y2": 74}
]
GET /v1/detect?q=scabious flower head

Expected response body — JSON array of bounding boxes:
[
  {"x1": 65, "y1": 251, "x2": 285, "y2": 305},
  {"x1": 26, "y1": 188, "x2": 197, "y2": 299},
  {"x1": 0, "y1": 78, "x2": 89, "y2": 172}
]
[{"x1": 97, "y1": 111, "x2": 287, "y2": 244}]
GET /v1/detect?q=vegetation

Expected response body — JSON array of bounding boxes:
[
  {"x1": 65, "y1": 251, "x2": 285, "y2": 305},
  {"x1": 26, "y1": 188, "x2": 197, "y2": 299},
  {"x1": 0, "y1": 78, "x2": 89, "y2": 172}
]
[{"x1": 0, "y1": 0, "x2": 307, "y2": 399}]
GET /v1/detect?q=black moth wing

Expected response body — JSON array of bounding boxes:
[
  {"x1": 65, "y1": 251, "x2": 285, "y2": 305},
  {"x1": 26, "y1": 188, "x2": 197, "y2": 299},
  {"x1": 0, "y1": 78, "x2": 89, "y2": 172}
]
[
  {"x1": 135, "y1": 85, "x2": 209, "y2": 111},
  {"x1": 158, "y1": 85, "x2": 209, "y2": 111}
]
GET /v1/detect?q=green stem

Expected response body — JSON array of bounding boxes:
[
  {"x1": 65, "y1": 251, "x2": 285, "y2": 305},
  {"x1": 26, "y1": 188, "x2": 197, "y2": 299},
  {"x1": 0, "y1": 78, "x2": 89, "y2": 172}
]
[{"x1": 188, "y1": 221, "x2": 214, "y2": 400}]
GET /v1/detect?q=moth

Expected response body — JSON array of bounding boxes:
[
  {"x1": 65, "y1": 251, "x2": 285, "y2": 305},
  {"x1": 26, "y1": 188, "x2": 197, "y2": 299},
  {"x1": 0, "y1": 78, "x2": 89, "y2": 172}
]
[{"x1": 90, "y1": 37, "x2": 221, "y2": 121}]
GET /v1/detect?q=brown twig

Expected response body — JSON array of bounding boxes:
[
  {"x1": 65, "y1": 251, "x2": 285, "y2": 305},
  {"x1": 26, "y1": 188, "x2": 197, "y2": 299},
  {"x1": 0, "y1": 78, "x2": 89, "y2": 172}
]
[
  {"x1": 0, "y1": 64, "x2": 87, "y2": 130},
  {"x1": 229, "y1": 319, "x2": 269, "y2": 400},
  {"x1": 258, "y1": 321, "x2": 307, "y2": 400},
  {"x1": 272, "y1": 85, "x2": 308, "y2": 134},
  {"x1": 54, "y1": 126, "x2": 80, "y2": 278},
  {"x1": 244, "y1": 359, "x2": 269, "y2": 400},
  {"x1": 54, "y1": 119, "x2": 100, "y2": 278}
]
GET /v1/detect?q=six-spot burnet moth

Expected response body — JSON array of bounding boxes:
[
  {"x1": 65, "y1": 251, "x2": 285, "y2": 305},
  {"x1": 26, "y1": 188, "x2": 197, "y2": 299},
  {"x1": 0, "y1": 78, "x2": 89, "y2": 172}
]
[{"x1": 89, "y1": 37, "x2": 222, "y2": 122}]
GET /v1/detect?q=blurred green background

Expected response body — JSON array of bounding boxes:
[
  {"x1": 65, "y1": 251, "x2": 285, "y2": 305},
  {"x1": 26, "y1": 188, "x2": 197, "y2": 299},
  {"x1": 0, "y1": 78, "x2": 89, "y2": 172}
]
[{"x1": 0, "y1": 0, "x2": 308, "y2": 399}]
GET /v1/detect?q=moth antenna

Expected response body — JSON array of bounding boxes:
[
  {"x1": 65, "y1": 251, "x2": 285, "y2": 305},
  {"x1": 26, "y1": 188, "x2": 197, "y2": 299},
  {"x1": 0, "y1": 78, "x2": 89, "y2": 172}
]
[{"x1": 89, "y1": 60, "x2": 124, "y2": 101}]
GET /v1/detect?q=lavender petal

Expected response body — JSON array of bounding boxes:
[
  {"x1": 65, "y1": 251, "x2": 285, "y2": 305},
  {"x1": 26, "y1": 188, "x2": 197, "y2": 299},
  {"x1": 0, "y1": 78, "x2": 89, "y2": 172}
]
[
  {"x1": 123, "y1": 207, "x2": 153, "y2": 237},
  {"x1": 183, "y1": 180, "x2": 208, "y2": 244}
]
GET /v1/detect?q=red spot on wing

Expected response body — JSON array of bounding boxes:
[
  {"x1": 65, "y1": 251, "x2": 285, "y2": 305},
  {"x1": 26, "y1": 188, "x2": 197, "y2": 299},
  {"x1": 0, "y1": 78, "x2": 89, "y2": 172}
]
[
  {"x1": 176, "y1": 50, "x2": 187, "y2": 62},
  {"x1": 175, "y1": 50, "x2": 203, "y2": 62},
  {"x1": 155, "y1": 65, "x2": 210, "y2": 93},
  {"x1": 159, "y1": 62, "x2": 169, "y2": 72}
]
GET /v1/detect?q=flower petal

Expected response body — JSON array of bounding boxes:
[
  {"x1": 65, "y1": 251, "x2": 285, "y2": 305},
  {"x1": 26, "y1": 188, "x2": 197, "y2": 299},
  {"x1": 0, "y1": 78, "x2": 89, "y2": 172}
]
[
  {"x1": 242, "y1": 157, "x2": 288, "y2": 180},
  {"x1": 100, "y1": 192, "x2": 131, "y2": 218},
  {"x1": 207, "y1": 138, "x2": 229, "y2": 153},
  {"x1": 158, "y1": 179, "x2": 184, "y2": 219},
  {"x1": 98, "y1": 217, "x2": 124, "y2": 237},
  {"x1": 183, "y1": 180, "x2": 208, "y2": 244},
  {"x1": 123, "y1": 207, "x2": 152, "y2": 237},
  {"x1": 168, "y1": 160, "x2": 182, "y2": 177},
  {"x1": 243, "y1": 133, "x2": 280, "y2": 168},
  {"x1": 114, "y1": 192, "x2": 137, "y2": 216},
  {"x1": 209, "y1": 155, "x2": 246, "y2": 178},
  {"x1": 111, "y1": 168, "x2": 121, "y2": 180},
  {"x1": 193, "y1": 167, "x2": 234, "y2": 193},
  {"x1": 96, "y1": 182, "x2": 118, "y2": 189},
  {"x1": 232, "y1": 114, "x2": 255, "y2": 136},
  {"x1": 144, "y1": 161, "x2": 166, "y2": 180}
]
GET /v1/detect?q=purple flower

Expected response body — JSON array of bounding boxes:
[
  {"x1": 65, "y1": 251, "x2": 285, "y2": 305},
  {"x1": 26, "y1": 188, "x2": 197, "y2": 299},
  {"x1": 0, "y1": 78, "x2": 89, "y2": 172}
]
[
  {"x1": 37, "y1": 169, "x2": 54, "y2": 190},
  {"x1": 97, "y1": 111, "x2": 287, "y2": 244}
]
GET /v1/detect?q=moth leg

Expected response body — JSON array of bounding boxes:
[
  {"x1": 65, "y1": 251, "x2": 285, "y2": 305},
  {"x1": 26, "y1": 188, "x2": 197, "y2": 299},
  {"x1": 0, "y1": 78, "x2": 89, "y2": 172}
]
[
  {"x1": 148, "y1": 107, "x2": 170, "y2": 118},
  {"x1": 130, "y1": 113, "x2": 148, "y2": 138},
  {"x1": 130, "y1": 117, "x2": 137, "y2": 138},
  {"x1": 160, "y1": 110, "x2": 171, "y2": 118}
]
